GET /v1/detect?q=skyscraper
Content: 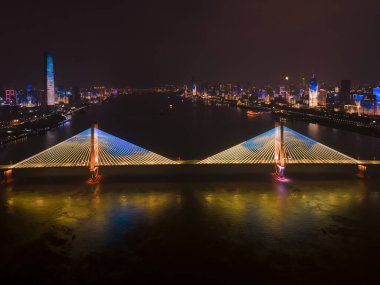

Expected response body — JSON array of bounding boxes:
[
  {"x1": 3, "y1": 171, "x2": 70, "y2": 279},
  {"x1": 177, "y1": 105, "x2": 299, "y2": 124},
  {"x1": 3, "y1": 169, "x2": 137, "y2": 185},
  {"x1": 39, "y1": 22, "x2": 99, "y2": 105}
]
[
  {"x1": 309, "y1": 75, "x2": 318, "y2": 108},
  {"x1": 71, "y1": 86, "x2": 81, "y2": 105},
  {"x1": 44, "y1": 52, "x2": 55, "y2": 106},
  {"x1": 340, "y1": 80, "x2": 351, "y2": 106},
  {"x1": 191, "y1": 76, "x2": 197, "y2": 96}
]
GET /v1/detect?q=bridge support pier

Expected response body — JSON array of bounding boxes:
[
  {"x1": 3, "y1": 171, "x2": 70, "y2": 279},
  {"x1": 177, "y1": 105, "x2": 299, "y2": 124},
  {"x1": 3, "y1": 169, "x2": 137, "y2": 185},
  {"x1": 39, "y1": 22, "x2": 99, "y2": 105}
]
[
  {"x1": 275, "y1": 164, "x2": 285, "y2": 179},
  {"x1": 2, "y1": 169, "x2": 13, "y2": 184},
  {"x1": 89, "y1": 123, "x2": 100, "y2": 183},
  {"x1": 274, "y1": 119, "x2": 286, "y2": 181},
  {"x1": 90, "y1": 166, "x2": 99, "y2": 180},
  {"x1": 357, "y1": 164, "x2": 367, "y2": 178}
]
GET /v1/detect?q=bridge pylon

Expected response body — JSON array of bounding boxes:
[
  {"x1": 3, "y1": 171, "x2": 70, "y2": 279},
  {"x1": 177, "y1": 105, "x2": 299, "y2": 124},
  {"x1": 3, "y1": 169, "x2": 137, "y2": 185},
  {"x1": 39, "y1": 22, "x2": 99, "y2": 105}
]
[
  {"x1": 89, "y1": 123, "x2": 100, "y2": 182},
  {"x1": 275, "y1": 119, "x2": 286, "y2": 179}
]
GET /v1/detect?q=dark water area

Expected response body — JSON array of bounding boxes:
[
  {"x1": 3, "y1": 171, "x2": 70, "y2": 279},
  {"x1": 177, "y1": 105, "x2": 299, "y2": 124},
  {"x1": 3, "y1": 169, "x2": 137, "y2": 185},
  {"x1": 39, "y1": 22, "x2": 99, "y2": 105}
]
[{"x1": 1, "y1": 93, "x2": 380, "y2": 284}]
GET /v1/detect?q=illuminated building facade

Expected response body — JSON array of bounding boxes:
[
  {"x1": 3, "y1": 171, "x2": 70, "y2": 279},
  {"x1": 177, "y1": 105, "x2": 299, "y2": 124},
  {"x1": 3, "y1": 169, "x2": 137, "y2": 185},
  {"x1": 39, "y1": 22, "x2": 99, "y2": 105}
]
[
  {"x1": 44, "y1": 52, "x2": 55, "y2": 106},
  {"x1": 317, "y1": 90, "x2": 327, "y2": 106},
  {"x1": 309, "y1": 76, "x2": 318, "y2": 108},
  {"x1": 353, "y1": 94, "x2": 364, "y2": 116},
  {"x1": 361, "y1": 88, "x2": 380, "y2": 115},
  {"x1": 5, "y1": 89, "x2": 16, "y2": 103},
  {"x1": 265, "y1": 92, "x2": 271, "y2": 104},
  {"x1": 373, "y1": 87, "x2": 380, "y2": 101},
  {"x1": 191, "y1": 76, "x2": 197, "y2": 96},
  {"x1": 192, "y1": 82, "x2": 197, "y2": 96}
]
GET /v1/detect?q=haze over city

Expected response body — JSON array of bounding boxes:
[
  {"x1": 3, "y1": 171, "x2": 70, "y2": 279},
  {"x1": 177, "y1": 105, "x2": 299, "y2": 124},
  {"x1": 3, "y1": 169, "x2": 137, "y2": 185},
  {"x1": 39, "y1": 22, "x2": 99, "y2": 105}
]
[{"x1": 1, "y1": 0, "x2": 380, "y2": 88}]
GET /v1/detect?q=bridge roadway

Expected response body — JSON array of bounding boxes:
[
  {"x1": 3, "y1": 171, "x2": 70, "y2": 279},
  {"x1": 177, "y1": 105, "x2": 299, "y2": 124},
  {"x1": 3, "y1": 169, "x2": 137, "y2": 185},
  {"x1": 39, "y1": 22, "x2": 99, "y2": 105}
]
[
  {"x1": 358, "y1": 160, "x2": 380, "y2": 165},
  {"x1": 2, "y1": 160, "x2": 380, "y2": 169}
]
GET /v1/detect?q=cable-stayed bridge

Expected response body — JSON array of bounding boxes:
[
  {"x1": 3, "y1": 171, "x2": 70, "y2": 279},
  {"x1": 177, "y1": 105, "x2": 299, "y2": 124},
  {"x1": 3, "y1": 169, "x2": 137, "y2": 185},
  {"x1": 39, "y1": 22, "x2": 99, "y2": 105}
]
[
  {"x1": 197, "y1": 126, "x2": 359, "y2": 165},
  {"x1": 1, "y1": 123, "x2": 378, "y2": 183},
  {"x1": 12, "y1": 128, "x2": 177, "y2": 168}
]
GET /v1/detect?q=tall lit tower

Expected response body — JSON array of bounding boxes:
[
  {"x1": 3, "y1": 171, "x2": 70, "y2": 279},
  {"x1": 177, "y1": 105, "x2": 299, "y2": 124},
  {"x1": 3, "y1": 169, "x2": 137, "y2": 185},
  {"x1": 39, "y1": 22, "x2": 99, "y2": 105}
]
[
  {"x1": 44, "y1": 52, "x2": 55, "y2": 106},
  {"x1": 191, "y1": 76, "x2": 197, "y2": 96},
  {"x1": 309, "y1": 75, "x2": 318, "y2": 108}
]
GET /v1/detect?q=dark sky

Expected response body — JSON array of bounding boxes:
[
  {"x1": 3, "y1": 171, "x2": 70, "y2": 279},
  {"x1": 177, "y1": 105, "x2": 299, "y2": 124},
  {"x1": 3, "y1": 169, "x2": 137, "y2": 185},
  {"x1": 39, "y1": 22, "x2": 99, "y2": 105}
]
[{"x1": 1, "y1": 0, "x2": 380, "y2": 88}]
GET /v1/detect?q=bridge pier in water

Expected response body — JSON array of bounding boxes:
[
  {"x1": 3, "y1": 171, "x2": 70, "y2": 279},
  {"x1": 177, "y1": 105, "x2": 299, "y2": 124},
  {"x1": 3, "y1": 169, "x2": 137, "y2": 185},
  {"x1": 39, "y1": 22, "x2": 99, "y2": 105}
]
[
  {"x1": 1, "y1": 169, "x2": 13, "y2": 184},
  {"x1": 275, "y1": 119, "x2": 286, "y2": 180},
  {"x1": 357, "y1": 164, "x2": 367, "y2": 178},
  {"x1": 89, "y1": 123, "x2": 100, "y2": 182}
]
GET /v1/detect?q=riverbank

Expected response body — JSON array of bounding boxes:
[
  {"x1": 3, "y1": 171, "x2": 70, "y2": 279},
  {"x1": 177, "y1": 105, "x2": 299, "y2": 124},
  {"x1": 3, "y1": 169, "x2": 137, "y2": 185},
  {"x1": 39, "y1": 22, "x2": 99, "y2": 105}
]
[
  {"x1": 0, "y1": 106, "x2": 86, "y2": 148},
  {"x1": 194, "y1": 95, "x2": 380, "y2": 137}
]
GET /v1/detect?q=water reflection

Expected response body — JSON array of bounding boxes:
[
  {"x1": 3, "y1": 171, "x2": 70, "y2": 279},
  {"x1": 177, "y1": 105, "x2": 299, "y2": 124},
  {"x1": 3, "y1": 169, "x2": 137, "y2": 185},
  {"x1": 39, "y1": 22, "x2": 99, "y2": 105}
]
[
  {"x1": 1, "y1": 179, "x2": 380, "y2": 262},
  {"x1": 1, "y1": 178, "x2": 380, "y2": 284}
]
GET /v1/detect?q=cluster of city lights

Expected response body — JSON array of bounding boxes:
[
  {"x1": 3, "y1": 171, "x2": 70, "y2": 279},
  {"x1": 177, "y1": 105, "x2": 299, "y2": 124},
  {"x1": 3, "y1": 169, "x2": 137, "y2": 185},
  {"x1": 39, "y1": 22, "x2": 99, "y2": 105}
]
[{"x1": 198, "y1": 127, "x2": 359, "y2": 165}]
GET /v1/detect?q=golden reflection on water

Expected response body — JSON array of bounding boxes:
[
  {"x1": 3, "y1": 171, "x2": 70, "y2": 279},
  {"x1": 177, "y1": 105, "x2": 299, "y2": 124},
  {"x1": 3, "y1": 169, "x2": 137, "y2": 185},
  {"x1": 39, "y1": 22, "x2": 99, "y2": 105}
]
[
  {"x1": 2, "y1": 184, "x2": 173, "y2": 228},
  {"x1": 1, "y1": 183, "x2": 176, "y2": 254},
  {"x1": 1, "y1": 179, "x2": 379, "y2": 253},
  {"x1": 198, "y1": 181, "x2": 376, "y2": 237}
]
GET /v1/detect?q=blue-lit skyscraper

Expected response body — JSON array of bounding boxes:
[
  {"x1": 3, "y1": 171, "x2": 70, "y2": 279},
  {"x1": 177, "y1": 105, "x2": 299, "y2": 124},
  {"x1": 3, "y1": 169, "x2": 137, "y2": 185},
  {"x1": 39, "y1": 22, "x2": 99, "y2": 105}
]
[
  {"x1": 373, "y1": 87, "x2": 380, "y2": 101},
  {"x1": 309, "y1": 75, "x2": 318, "y2": 108},
  {"x1": 44, "y1": 52, "x2": 55, "y2": 106},
  {"x1": 353, "y1": 94, "x2": 365, "y2": 116},
  {"x1": 191, "y1": 76, "x2": 197, "y2": 96}
]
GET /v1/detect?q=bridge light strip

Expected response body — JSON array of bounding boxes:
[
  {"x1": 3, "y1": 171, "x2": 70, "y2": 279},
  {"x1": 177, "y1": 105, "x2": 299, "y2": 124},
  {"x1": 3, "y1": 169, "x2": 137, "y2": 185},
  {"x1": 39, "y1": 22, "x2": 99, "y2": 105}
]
[
  {"x1": 13, "y1": 128, "x2": 177, "y2": 168},
  {"x1": 198, "y1": 127, "x2": 359, "y2": 165}
]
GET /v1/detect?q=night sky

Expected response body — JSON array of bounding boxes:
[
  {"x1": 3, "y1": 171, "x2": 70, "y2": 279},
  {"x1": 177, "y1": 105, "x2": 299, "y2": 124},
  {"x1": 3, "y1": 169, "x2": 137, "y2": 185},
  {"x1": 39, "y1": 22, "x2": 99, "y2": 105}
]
[{"x1": 1, "y1": 0, "x2": 379, "y2": 88}]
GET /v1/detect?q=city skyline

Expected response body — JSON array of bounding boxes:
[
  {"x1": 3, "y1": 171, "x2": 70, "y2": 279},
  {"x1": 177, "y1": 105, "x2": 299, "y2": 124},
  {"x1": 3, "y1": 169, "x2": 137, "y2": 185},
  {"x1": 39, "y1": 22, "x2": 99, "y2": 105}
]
[
  {"x1": 1, "y1": 0, "x2": 380, "y2": 88},
  {"x1": 2, "y1": 2, "x2": 380, "y2": 284}
]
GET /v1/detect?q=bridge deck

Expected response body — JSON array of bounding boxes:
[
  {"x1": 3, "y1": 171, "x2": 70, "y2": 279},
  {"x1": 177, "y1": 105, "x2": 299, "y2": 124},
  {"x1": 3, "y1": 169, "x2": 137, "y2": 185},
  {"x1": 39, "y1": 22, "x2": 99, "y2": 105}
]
[
  {"x1": 0, "y1": 165, "x2": 13, "y2": 170},
  {"x1": 358, "y1": 160, "x2": 380, "y2": 165},
  {"x1": 2, "y1": 161, "x2": 380, "y2": 170}
]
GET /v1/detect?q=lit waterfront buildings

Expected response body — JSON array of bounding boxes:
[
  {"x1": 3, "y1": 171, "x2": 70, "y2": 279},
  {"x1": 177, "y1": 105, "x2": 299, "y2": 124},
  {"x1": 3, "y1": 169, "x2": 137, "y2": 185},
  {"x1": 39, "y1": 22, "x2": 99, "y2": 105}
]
[{"x1": 180, "y1": 77, "x2": 380, "y2": 121}]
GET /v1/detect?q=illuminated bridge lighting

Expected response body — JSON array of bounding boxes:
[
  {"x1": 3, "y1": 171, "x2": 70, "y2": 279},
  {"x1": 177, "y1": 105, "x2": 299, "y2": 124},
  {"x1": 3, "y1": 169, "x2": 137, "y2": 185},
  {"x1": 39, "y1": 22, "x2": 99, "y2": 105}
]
[
  {"x1": 198, "y1": 127, "x2": 359, "y2": 165},
  {"x1": 13, "y1": 128, "x2": 177, "y2": 168}
]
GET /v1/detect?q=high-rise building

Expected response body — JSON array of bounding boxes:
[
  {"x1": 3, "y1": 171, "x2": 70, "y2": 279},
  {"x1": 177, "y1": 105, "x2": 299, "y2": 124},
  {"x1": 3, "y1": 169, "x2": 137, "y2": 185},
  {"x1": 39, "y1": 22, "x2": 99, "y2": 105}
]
[
  {"x1": 191, "y1": 76, "x2": 197, "y2": 96},
  {"x1": 70, "y1": 86, "x2": 81, "y2": 105},
  {"x1": 340, "y1": 80, "x2": 351, "y2": 94},
  {"x1": 373, "y1": 87, "x2": 380, "y2": 101},
  {"x1": 353, "y1": 94, "x2": 365, "y2": 116},
  {"x1": 5, "y1": 89, "x2": 16, "y2": 102},
  {"x1": 279, "y1": 86, "x2": 286, "y2": 98},
  {"x1": 309, "y1": 75, "x2": 318, "y2": 108},
  {"x1": 317, "y1": 90, "x2": 327, "y2": 107},
  {"x1": 43, "y1": 52, "x2": 55, "y2": 106},
  {"x1": 340, "y1": 80, "x2": 351, "y2": 106}
]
